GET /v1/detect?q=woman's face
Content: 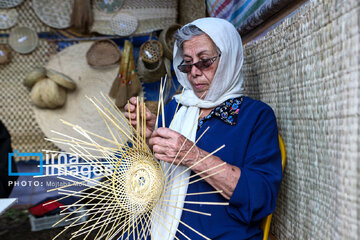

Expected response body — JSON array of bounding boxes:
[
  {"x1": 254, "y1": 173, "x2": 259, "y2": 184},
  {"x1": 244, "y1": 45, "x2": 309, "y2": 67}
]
[{"x1": 182, "y1": 34, "x2": 219, "y2": 99}]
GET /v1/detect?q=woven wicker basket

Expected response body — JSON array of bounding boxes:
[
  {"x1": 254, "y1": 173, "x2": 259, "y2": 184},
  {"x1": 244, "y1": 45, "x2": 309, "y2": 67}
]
[
  {"x1": 0, "y1": 9, "x2": 18, "y2": 29},
  {"x1": 86, "y1": 39, "x2": 121, "y2": 68},
  {"x1": 159, "y1": 23, "x2": 182, "y2": 59},
  {"x1": 137, "y1": 56, "x2": 166, "y2": 83},
  {"x1": 140, "y1": 39, "x2": 163, "y2": 64},
  {"x1": 0, "y1": 43, "x2": 11, "y2": 65}
]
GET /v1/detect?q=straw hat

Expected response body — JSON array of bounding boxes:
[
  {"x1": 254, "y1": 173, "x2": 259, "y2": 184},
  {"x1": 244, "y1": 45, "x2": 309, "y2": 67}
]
[
  {"x1": 0, "y1": 9, "x2": 18, "y2": 29},
  {"x1": 33, "y1": 42, "x2": 143, "y2": 153}
]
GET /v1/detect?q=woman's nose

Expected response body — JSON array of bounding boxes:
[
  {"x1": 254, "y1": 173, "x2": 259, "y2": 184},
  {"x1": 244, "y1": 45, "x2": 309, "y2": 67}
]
[{"x1": 190, "y1": 63, "x2": 202, "y2": 76}]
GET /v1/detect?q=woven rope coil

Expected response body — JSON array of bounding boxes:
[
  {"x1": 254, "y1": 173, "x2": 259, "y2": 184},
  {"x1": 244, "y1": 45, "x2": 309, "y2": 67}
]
[{"x1": 242, "y1": 0, "x2": 360, "y2": 238}]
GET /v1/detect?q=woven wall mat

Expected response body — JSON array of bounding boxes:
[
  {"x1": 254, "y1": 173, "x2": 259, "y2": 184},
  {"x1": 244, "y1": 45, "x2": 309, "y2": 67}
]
[
  {"x1": 0, "y1": 0, "x2": 50, "y2": 34},
  {"x1": 91, "y1": 0, "x2": 178, "y2": 36},
  {"x1": 0, "y1": 38, "x2": 58, "y2": 161},
  {"x1": 242, "y1": 0, "x2": 360, "y2": 238}
]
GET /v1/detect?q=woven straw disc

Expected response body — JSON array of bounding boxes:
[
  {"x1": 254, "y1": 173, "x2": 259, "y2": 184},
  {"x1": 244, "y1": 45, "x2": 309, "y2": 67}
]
[
  {"x1": 114, "y1": 153, "x2": 165, "y2": 214},
  {"x1": 110, "y1": 12, "x2": 138, "y2": 36},
  {"x1": 0, "y1": 9, "x2": 18, "y2": 29},
  {"x1": 0, "y1": 0, "x2": 24, "y2": 9},
  {"x1": 33, "y1": 42, "x2": 143, "y2": 154},
  {"x1": 95, "y1": 0, "x2": 124, "y2": 13},
  {"x1": 8, "y1": 26, "x2": 38, "y2": 54},
  {"x1": 140, "y1": 40, "x2": 163, "y2": 64},
  {"x1": 32, "y1": 0, "x2": 74, "y2": 29}
]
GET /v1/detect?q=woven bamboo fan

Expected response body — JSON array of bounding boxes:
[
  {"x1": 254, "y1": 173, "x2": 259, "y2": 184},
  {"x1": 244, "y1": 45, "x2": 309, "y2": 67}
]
[
  {"x1": 140, "y1": 39, "x2": 163, "y2": 64},
  {"x1": 86, "y1": 39, "x2": 121, "y2": 68},
  {"x1": 8, "y1": 27, "x2": 38, "y2": 54},
  {"x1": 32, "y1": 0, "x2": 74, "y2": 29},
  {"x1": 109, "y1": 12, "x2": 138, "y2": 36},
  {"x1": 159, "y1": 23, "x2": 182, "y2": 59},
  {"x1": 0, "y1": 9, "x2": 18, "y2": 29},
  {"x1": 0, "y1": 0, "x2": 24, "y2": 9},
  {"x1": 95, "y1": 0, "x2": 124, "y2": 13}
]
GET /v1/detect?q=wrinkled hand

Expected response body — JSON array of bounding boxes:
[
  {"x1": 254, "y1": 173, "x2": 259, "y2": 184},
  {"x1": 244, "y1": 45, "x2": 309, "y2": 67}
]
[
  {"x1": 149, "y1": 127, "x2": 203, "y2": 168},
  {"x1": 124, "y1": 97, "x2": 156, "y2": 139}
]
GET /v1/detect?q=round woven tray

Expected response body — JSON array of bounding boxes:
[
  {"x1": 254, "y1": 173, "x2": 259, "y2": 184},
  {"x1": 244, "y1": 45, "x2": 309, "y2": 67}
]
[
  {"x1": 110, "y1": 11, "x2": 138, "y2": 36},
  {"x1": 0, "y1": 0, "x2": 24, "y2": 9},
  {"x1": 8, "y1": 26, "x2": 38, "y2": 54},
  {"x1": 159, "y1": 23, "x2": 182, "y2": 59},
  {"x1": 140, "y1": 39, "x2": 163, "y2": 64},
  {"x1": 32, "y1": 0, "x2": 73, "y2": 29},
  {"x1": 0, "y1": 9, "x2": 18, "y2": 29},
  {"x1": 86, "y1": 39, "x2": 121, "y2": 68}
]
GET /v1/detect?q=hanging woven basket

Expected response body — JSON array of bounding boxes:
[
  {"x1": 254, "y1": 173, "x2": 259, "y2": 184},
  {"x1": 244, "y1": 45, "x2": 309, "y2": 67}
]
[
  {"x1": 159, "y1": 23, "x2": 182, "y2": 60},
  {"x1": 139, "y1": 39, "x2": 163, "y2": 64}
]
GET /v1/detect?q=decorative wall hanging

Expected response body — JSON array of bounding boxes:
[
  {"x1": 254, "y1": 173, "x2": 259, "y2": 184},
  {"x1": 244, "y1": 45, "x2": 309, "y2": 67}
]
[
  {"x1": 32, "y1": 0, "x2": 74, "y2": 29},
  {"x1": 8, "y1": 26, "x2": 38, "y2": 54},
  {"x1": 95, "y1": 0, "x2": 124, "y2": 13},
  {"x1": 109, "y1": 11, "x2": 138, "y2": 36},
  {"x1": 91, "y1": 0, "x2": 177, "y2": 35},
  {"x1": 0, "y1": 8, "x2": 18, "y2": 29},
  {"x1": 0, "y1": 0, "x2": 24, "y2": 9}
]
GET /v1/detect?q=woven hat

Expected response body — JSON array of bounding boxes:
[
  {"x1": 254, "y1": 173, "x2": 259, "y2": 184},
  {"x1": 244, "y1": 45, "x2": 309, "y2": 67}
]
[
  {"x1": 0, "y1": 0, "x2": 24, "y2": 9},
  {"x1": 0, "y1": 43, "x2": 11, "y2": 65},
  {"x1": 159, "y1": 23, "x2": 182, "y2": 59},
  {"x1": 32, "y1": 0, "x2": 73, "y2": 29},
  {"x1": 33, "y1": 42, "x2": 143, "y2": 153},
  {"x1": 0, "y1": 9, "x2": 18, "y2": 29},
  {"x1": 86, "y1": 39, "x2": 122, "y2": 68},
  {"x1": 8, "y1": 26, "x2": 38, "y2": 54}
]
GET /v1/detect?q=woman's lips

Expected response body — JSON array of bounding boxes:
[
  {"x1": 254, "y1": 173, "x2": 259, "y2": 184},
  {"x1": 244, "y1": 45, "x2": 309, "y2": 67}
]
[{"x1": 194, "y1": 83, "x2": 206, "y2": 89}]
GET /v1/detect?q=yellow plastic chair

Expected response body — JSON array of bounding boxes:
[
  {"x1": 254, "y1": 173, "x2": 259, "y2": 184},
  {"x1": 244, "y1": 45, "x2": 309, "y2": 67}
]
[{"x1": 261, "y1": 135, "x2": 286, "y2": 240}]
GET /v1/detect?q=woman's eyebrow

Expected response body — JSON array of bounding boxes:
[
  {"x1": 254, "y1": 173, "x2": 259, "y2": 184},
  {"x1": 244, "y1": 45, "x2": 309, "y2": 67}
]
[{"x1": 183, "y1": 50, "x2": 211, "y2": 58}]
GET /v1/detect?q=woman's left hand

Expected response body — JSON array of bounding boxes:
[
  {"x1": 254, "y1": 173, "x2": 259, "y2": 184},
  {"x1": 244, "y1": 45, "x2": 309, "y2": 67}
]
[{"x1": 148, "y1": 127, "x2": 200, "y2": 168}]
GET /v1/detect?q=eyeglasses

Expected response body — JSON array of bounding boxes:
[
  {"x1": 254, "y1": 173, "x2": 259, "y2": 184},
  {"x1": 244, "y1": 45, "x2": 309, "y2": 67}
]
[{"x1": 177, "y1": 54, "x2": 221, "y2": 73}]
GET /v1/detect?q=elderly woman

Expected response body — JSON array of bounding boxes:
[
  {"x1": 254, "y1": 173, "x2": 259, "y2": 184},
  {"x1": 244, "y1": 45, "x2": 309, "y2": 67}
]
[{"x1": 125, "y1": 18, "x2": 282, "y2": 240}]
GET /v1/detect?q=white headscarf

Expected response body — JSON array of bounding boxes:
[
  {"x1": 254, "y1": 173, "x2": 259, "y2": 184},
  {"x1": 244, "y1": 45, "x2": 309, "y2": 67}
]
[{"x1": 151, "y1": 17, "x2": 244, "y2": 240}]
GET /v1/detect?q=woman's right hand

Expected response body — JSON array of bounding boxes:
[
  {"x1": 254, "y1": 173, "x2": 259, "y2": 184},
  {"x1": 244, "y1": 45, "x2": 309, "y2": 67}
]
[{"x1": 124, "y1": 97, "x2": 157, "y2": 140}]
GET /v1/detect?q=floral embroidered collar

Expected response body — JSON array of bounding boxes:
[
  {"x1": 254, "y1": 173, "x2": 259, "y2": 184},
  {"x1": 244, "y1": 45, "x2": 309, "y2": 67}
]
[{"x1": 198, "y1": 97, "x2": 243, "y2": 128}]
